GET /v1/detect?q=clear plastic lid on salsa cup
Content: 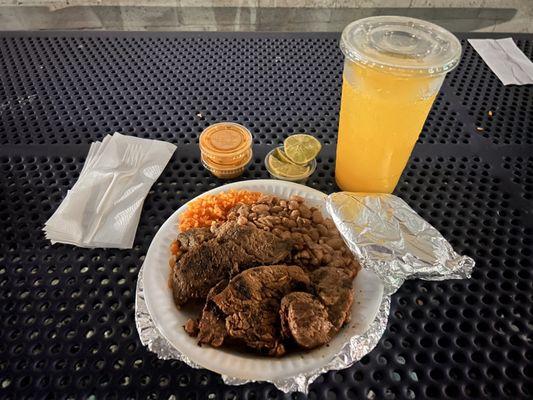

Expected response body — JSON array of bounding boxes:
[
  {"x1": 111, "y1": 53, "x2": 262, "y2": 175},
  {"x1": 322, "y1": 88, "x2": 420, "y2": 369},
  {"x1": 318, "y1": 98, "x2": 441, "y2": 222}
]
[{"x1": 199, "y1": 122, "x2": 253, "y2": 164}]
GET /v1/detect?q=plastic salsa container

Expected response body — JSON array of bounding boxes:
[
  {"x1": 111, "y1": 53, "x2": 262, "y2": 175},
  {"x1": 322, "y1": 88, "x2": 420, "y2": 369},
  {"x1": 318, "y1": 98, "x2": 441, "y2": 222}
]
[
  {"x1": 201, "y1": 149, "x2": 253, "y2": 179},
  {"x1": 199, "y1": 122, "x2": 253, "y2": 179}
]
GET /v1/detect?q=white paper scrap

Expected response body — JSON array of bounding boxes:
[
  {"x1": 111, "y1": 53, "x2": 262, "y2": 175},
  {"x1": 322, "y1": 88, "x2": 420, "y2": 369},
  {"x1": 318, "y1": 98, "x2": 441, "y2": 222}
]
[{"x1": 468, "y1": 38, "x2": 533, "y2": 85}]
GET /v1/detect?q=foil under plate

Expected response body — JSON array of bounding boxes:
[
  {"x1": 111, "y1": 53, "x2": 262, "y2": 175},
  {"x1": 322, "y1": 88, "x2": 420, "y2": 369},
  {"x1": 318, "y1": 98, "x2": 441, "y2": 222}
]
[{"x1": 135, "y1": 192, "x2": 475, "y2": 394}]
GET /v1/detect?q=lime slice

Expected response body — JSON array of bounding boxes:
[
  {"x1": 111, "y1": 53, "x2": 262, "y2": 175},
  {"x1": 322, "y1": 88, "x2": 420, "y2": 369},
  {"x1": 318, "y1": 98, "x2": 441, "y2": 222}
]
[
  {"x1": 273, "y1": 147, "x2": 297, "y2": 165},
  {"x1": 268, "y1": 154, "x2": 310, "y2": 178},
  {"x1": 284, "y1": 134, "x2": 322, "y2": 165}
]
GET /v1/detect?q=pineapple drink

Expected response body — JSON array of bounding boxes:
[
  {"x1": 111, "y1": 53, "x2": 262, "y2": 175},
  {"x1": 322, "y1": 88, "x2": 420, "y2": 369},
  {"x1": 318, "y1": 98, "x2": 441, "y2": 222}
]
[{"x1": 335, "y1": 16, "x2": 462, "y2": 193}]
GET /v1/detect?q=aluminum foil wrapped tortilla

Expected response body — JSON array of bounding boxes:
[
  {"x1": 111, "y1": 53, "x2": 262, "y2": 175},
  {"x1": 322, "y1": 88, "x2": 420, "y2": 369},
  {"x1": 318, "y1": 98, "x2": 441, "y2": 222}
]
[
  {"x1": 326, "y1": 192, "x2": 475, "y2": 295},
  {"x1": 135, "y1": 191, "x2": 474, "y2": 393}
]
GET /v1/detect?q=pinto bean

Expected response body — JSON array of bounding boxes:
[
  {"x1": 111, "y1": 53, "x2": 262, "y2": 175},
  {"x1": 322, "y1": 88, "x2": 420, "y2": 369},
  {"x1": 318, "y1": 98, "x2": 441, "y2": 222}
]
[
  {"x1": 312, "y1": 210, "x2": 324, "y2": 224},
  {"x1": 282, "y1": 217, "x2": 297, "y2": 228},
  {"x1": 290, "y1": 195, "x2": 305, "y2": 203},
  {"x1": 328, "y1": 258, "x2": 345, "y2": 268},
  {"x1": 296, "y1": 217, "x2": 311, "y2": 227},
  {"x1": 257, "y1": 217, "x2": 273, "y2": 228},
  {"x1": 343, "y1": 256, "x2": 354, "y2": 266},
  {"x1": 290, "y1": 210, "x2": 300, "y2": 220},
  {"x1": 302, "y1": 234, "x2": 312, "y2": 245},
  {"x1": 324, "y1": 218, "x2": 336, "y2": 229},
  {"x1": 271, "y1": 205, "x2": 283, "y2": 213},
  {"x1": 299, "y1": 205, "x2": 311, "y2": 219},
  {"x1": 272, "y1": 228, "x2": 284, "y2": 236},
  {"x1": 288, "y1": 200, "x2": 299, "y2": 210},
  {"x1": 237, "y1": 204, "x2": 250, "y2": 216},
  {"x1": 308, "y1": 228, "x2": 319, "y2": 242},
  {"x1": 322, "y1": 243, "x2": 334, "y2": 253},
  {"x1": 278, "y1": 210, "x2": 290, "y2": 218},
  {"x1": 311, "y1": 247, "x2": 324, "y2": 262},
  {"x1": 316, "y1": 223, "x2": 329, "y2": 236},
  {"x1": 258, "y1": 194, "x2": 275, "y2": 204},
  {"x1": 251, "y1": 204, "x2": 269, "y2": 213},
  {"x1": 326, "y1": 238, "x2": 344, "y2": 250},
  {"x1": 267, "y1": 216, "x2": 281, "y2": 225}
]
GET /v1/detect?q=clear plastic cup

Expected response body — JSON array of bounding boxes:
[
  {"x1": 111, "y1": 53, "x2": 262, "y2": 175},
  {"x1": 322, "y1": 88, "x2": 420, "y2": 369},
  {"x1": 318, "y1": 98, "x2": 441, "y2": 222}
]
[{"x1": 335, "y1": 16, "x2": 462, "y2": 193}]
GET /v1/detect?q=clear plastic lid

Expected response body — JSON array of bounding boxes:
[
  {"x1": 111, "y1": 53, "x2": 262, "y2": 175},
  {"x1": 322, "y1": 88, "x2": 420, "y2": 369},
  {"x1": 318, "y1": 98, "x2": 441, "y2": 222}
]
[
  {"x1": 340, "y1": 16, "x2": 462, "y2": 76},
  {"x1": 199, "y1": 122, "x2": 252, "y2": 161}
]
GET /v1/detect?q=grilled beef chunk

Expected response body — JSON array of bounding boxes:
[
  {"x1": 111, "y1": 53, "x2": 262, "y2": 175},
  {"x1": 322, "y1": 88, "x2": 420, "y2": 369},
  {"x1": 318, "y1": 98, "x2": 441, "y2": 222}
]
[
  {"x1": 196, "y1": 280, "x2": 228, "y2": 347},
  {"x1": 184, "y1": 318, "x2": 199, "y2": 337},
  {"x1": 280, "y1": 292, "x2": 335, "y2": 349},
  {"x1": 211, "y1": 221, "x2": 293, "y2": 264},
  {"x1": 171, "y1": 222, "x2": 292, "y2": 307},
  {"x1": 198, "y1": 265, "x2": 310, "y2": 356},
  {"x1": 310, "y1": 267, "x2": 354, "y2": 329},
  {"x1": 176, "y1": 227, "x2": 213, "y2": 252}
]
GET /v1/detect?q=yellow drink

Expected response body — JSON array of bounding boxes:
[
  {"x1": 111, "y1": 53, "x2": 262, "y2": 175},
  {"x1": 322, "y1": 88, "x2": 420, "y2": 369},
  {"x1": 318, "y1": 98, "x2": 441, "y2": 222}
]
[
  {"x1": 336, "y1": 62, "x2": 442, "y2": 193},
  {"x1": 336, "y1": 16, "x2": 462, "y2": 193}
]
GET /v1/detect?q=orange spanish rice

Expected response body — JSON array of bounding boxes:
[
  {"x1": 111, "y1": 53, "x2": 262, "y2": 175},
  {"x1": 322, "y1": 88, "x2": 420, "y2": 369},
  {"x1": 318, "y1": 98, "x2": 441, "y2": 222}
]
[{"x1": 178, "y1": 190, "x2": 261, "y2": 233}]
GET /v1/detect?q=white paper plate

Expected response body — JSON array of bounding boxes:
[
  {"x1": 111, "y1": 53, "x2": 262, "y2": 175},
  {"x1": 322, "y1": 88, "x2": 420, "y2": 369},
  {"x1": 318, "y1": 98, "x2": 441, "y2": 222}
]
[{"x1": 143, "y1": 179, "x2": 384, "y2": 381}]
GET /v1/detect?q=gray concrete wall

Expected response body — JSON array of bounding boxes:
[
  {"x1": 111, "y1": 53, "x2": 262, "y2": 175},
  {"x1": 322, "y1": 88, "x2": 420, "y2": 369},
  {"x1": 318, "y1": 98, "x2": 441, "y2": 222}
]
[{"x1": 0, "y1": 1, "x2": 531, "y2": 32}]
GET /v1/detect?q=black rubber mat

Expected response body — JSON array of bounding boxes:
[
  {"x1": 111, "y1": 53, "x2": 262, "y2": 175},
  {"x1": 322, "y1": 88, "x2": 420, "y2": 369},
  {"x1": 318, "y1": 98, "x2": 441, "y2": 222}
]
[{"x1": 0, "y1": 31, "x2": 532, "y2": 400}]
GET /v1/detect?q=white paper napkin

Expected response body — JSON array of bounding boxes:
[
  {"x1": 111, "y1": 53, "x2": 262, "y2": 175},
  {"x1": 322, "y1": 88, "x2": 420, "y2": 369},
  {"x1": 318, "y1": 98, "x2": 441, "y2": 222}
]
[
  {"x1": 44, "y1": 132, "x2": 176, "y2": 249},
  {"x1": 468, "y1": 38, "x2": 533, "y2": 85}
]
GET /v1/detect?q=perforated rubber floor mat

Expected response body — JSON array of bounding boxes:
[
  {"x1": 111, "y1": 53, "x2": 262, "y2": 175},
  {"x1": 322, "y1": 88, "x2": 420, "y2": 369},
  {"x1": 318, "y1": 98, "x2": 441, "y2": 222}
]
[{"x1": 1, "y1": 32, "x2": 532, "y2": 400}]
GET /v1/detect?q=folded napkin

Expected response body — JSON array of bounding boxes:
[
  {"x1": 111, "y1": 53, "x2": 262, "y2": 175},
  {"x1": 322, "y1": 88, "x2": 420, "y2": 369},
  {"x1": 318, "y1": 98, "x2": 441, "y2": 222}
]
[
  {"x1": 44, "y1": 132, "x2": 176, "y2": 248},
  {"x1": 468, "y1": 38, "x2": 533, "y2": 85}
]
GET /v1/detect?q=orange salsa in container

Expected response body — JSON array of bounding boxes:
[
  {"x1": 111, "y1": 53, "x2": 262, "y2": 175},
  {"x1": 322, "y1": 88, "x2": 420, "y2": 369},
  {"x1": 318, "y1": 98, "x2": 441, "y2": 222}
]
[{"x1": 199, "y1": 122, "x2": 253, "y2": 179}]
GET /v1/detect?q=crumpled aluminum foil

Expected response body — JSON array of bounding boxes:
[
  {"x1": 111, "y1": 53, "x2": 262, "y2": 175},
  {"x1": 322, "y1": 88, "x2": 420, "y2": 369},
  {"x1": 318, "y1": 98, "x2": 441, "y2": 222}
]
[
  {"x1": 326, "y1": 193, "x2": 475, "y2": 295},
  {"x1": 135, "y1": 192, "x2": 475, "y2": 393}
]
